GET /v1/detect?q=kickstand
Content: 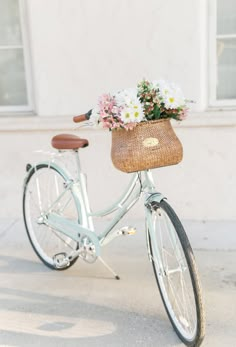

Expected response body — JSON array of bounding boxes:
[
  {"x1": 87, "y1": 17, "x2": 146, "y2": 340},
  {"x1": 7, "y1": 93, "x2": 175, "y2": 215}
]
[{"x1": 98, "y1": 256, "x2": 120, "y2": 280}]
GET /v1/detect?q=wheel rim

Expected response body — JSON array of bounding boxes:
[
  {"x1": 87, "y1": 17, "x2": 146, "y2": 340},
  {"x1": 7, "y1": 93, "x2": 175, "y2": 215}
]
[
  {"x1": 150, "y1": 207, "x2": 198, "y2": 341},
  {"x1": 24, "y1": 166, "x2": 79, "y2": 266}
]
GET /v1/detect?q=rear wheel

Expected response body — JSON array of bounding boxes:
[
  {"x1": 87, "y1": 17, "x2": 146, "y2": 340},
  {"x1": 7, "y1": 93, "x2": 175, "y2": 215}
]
[
  {"x1": 146, "y1": 199, "x2": 205, "y2": 346},
  {"x1": 23, "y1": 163, "x2": 81, "y2": 270}
]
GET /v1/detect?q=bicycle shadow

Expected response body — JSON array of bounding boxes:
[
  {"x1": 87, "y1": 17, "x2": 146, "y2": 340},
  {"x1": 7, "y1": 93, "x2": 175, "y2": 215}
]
[
  {"x1": 0, "y1": 254, "x2": 140, "y2": 281},
  {"x1": 0, "y1": 286, "x2": 182, "y2": 347},
  {"x1": 0, "y1": 254, "x2": 50, "y2": 273}
]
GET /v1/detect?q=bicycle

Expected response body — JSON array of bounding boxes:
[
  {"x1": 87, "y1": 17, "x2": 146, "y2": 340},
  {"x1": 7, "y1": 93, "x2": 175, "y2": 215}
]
[{"x1": 23, "y1": 110, "x2": 205, "y2": 347}]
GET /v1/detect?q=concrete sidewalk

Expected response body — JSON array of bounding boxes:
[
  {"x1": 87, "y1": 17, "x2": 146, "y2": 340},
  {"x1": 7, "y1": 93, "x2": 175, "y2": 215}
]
[{"x1": 0, "y1": 218, "x2": 236, "y2": 346}]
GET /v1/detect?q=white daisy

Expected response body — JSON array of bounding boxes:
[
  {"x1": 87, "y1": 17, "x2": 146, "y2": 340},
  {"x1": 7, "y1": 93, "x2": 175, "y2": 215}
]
[
  {"x1": 90, "y1": 106, "x2": 102, "y2": 126},
  {"x1": 115, "y1": 88, "x2": 139, "y2": 107},
  {"x1": 164, "y1": 86, "x2": 185, "y2": 109},
  {"x1": 130, "y1": 104, "x2": 145, "y2": 122},
  {"x1": 153, "y1": 80, "x2": 186, "y2": 109},
  {"x1": 120, "y1": 104, "x2": 145, "y2": 124},
  {"x1": 120, "y1": 108, "x2": 133, "y2": 124}
]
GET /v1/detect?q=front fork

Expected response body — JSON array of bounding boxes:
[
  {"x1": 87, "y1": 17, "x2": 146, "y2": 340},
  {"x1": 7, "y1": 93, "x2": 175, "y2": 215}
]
[{"x1": 144, "y1": 192, "x2": 166, "y2": 266}]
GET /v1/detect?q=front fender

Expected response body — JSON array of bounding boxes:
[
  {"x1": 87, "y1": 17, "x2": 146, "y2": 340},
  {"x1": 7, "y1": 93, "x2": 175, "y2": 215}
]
[{"x1": 145, "y1": 192, "x2": 166, "y2": 206}]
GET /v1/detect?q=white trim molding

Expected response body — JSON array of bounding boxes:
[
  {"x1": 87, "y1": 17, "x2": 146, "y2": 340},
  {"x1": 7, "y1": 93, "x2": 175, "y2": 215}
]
[
  {"x1": 0, "y1": 0, "x2": 34, "y2": 113},
  {"x1": 208, "y1": 0, "x2": 236, "y2": 107},
  {"x1": 0, "y1": 111, "x2": 236, "y2": 132}
]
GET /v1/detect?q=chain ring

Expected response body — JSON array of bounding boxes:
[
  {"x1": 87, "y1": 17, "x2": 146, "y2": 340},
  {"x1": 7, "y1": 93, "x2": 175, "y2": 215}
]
[{"x1": 79, "y1": 235, "x2": 97, "y2": 263}]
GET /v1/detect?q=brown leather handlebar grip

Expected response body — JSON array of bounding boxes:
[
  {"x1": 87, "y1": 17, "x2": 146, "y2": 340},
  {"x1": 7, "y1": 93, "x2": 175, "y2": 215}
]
[{"x1": 73, "y1": 114, "x2": 87, "y2": 123}]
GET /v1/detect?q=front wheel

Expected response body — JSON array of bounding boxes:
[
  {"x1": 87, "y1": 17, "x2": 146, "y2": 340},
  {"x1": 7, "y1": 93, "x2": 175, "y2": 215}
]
[{"x1": 146, "y1": 199, "x2": 205, "y2": 346}]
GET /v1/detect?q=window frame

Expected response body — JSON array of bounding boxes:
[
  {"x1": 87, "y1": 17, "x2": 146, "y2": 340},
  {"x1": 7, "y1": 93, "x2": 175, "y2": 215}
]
[
  {"x1": 0, "y1": 0, "x2": 34, "y2": 114},
  {"x1": 208, "y1": 0, "x2": 236, "y2": 108}
]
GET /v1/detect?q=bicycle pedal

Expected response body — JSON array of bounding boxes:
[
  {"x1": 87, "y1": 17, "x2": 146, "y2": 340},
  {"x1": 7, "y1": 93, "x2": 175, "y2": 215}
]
[
  {"x1": 53, "y1": 252, "x2": 70, "y2": 269},
  {"x1": 120, "y1": 226, "x2": 136, "y2": 235}
]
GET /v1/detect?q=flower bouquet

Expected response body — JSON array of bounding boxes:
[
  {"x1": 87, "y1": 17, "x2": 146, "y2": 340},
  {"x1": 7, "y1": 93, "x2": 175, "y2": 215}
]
[{"x1": 91, "y1": 79, "x2": 188, "y2": 173}]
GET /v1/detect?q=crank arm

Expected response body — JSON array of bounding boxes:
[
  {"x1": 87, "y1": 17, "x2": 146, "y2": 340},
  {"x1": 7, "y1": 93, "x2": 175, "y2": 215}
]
[{"x1": 45, "y1": 212, "x2": 101, "y2": 256}]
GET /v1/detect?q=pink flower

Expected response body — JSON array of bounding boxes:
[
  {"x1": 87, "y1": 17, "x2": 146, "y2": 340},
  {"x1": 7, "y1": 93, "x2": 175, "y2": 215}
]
[
  {"x1": 178, "y1": 108, "x2": 188, "y2": 120},
  {"x1": 124, "y1": 122, "x2": 137, "y2": 131},
  {"x1": 102, "y1": 121, "x2": 112, "y2": 129}
]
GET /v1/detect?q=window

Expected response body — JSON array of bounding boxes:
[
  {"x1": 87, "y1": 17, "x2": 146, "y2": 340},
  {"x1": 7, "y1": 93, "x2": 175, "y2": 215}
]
[
  {"x1": 209, "y1": 0, "x2": 236, "y2": 106},
  {"x1": 0, "y1": 0, "x2": 32, "y2": 112}
]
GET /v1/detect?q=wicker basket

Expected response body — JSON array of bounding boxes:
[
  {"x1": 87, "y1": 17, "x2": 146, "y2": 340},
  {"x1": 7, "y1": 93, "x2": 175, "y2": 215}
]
[{"x1": 111, "y1": 119, "x2": 183, "y2": 173}]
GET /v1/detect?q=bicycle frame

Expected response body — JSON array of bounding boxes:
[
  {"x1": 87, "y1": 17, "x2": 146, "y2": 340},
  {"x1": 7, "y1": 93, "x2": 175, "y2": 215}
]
[
  {"x1": 26, "y1": 150, "x2": 165, "y2": 258},
  {"x1": 23, "y1": 145, "x2": 205, "y2": 346}
]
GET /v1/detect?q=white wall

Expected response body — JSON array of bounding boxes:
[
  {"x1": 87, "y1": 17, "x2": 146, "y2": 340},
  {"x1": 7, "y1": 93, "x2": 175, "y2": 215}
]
[
  {"x1": 26, "y1": 0, "x2": 207, "y2": 115},
  {"x1": 1, "y1": 118, "x2": 236, "y2": 221},
  {"x1": 1, "y1": 0, "x2": 235, "y2": 221}
]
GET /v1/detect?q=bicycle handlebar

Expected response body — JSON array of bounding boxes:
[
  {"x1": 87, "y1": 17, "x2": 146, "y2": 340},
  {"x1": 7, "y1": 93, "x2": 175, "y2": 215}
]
[{"x1": 73, "y1": 109, "x2": 92, "y2": 123}]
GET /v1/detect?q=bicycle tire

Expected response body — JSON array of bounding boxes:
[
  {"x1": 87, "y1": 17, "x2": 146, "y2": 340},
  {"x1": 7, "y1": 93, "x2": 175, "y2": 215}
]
[
  {"x1": 146, "y1": 199, "x2": 205, "y2": 346},
  {"x1": 23, "y1": 163, "x2": 81, "y2": 270}
]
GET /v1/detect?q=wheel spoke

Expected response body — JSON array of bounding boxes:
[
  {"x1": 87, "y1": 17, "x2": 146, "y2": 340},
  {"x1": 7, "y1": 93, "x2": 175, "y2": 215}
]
[
  {"x1": 23, "y1": 165, "x2": 80, "y2": 269},
  {"x1": 181, "y1": 271, "x2": 196, "y2": 334},
  {"x1": 35, "y1": 177, "x2": 43, "y2": 212},
  {"x1": 148, "y1": 200, "x2": 203, "y2": 344}
]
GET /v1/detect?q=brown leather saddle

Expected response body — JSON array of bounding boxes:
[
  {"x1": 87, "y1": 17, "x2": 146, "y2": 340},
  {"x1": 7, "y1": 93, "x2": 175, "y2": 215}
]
[{"x1": 51, "y1": 134, "x2": 89, "y2": 150}]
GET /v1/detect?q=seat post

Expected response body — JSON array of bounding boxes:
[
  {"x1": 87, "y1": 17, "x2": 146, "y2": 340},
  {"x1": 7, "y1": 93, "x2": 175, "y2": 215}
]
[
  {"x1": 73, "y1": 149, "x2": 94, "y2": 231},
  {"x1": 74, "y1": 150, "x2": 82, "y2": 177}
]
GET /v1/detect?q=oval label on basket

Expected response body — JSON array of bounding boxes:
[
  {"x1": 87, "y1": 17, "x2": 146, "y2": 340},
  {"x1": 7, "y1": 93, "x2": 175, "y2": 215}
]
[{"x1": 143, "y1": 137, "x2": 159, "y2": 148}]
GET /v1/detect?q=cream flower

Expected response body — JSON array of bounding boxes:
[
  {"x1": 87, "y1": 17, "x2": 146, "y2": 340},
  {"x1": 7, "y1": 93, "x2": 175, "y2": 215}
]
[
  {"x1": 120, "y1": 104, "x2": 144, "y2": 124},
  {"x1": 120, "y1": 108, "x2": 132, "y2": 124},
  {"x1": 90, "y1": 106, "x2": 100, "y2": 125},
  {"x1": 116, "y1": 87, "x2": 144, "y2": 124},
  {"x1": 130, "y1": 104, "x2": 145, "y2": 122},
  {"x1": 164, "y1": 87, "x2": 185, "y2": 109},
  {"x1": 115, "y1": 88, "x2": 142, "y2": 108},
  {"x1": 153, "y1": 80, "x2": 186, "y2": 109}
]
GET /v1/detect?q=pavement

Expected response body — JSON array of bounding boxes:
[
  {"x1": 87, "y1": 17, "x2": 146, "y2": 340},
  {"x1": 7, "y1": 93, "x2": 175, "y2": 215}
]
[{"x1": 0, "y1": 217, "x2": 236, "y2": 347}]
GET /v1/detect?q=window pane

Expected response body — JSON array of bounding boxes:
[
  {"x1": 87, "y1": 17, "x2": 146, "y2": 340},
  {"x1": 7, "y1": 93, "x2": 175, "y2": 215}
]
[
  {"x1": 0, "y1": 0, "x2": 22, "y2": 46},
  {"x1": 217, "y1": 0, "x2": 236, "y2": 35},
  {"x1": 0, "y1": 49, "x2": 27, "y2": 105},
  {"x1": 217, "y1": 38, "x2": 236, "y2": 100}
]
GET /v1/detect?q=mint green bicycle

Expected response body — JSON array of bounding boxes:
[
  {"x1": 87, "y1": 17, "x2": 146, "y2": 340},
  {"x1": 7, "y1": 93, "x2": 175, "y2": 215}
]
[{"x1": 23, "y1": 111, "x2": 205, "y2": 346}]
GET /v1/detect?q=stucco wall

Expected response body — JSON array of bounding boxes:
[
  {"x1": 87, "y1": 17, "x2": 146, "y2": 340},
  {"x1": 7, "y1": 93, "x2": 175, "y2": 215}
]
[
  {"x1": 26, "y1": 0, "x2": 207, "y2": 115},
  {"x1": 1, "y1": 1, "x2": 235, "y2": 221},
  {"x1": 1, "y1": 119, "x2": 236, "y2": 220}
]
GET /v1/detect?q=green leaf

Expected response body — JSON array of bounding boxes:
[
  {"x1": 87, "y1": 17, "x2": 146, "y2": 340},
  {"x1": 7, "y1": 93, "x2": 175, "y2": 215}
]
[{"x1": 153, "y1": 104, "x2": 161, "y2": 119}]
